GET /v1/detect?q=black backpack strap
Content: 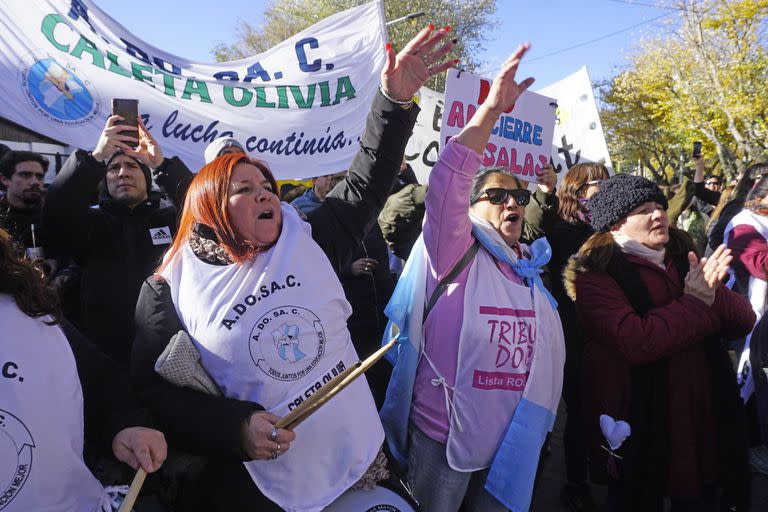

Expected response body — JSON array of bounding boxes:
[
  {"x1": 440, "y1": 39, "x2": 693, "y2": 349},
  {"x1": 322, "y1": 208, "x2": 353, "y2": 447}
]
[{"x1": 423, "y1": 239, "x2": 480, "y2": 324}]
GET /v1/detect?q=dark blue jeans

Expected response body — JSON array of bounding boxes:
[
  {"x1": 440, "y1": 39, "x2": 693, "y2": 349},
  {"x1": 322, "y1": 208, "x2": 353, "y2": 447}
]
[{"x1": 407, "y1": 425, "x2": 508, "y2": 512}]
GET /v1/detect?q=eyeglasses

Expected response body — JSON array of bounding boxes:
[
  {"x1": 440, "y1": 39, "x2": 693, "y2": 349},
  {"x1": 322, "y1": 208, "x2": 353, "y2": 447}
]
[{"x1": 472, "y1": 187, "x2": 531, "y2": 206}]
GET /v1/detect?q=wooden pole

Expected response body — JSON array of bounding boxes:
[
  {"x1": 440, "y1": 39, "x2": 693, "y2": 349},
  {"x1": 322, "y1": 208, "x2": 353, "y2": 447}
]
[
  {"x1": 275, "y1": 337, "x2": 397, "y2": 430},
  {"x1": 117, "y1": 468, "x2": 147, "y2": 512}
]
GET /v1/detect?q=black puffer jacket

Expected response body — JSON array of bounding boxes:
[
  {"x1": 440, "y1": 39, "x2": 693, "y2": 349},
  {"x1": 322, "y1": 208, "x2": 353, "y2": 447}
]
[
  {"x1": 547, "y1": 216, "x2": 594, "y2": 377},
  {"x1": 43, "y1": 150, "x2": 192, "y2": 366},
  {"x1": 60, "y1": 319, "x2": 155, "y2": 452}
]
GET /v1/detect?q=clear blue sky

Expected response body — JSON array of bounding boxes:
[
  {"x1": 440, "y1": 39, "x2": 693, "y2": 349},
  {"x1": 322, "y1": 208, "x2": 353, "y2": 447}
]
[{"x1": 92, "y1": 0, "x2": 678, "y2": 89}]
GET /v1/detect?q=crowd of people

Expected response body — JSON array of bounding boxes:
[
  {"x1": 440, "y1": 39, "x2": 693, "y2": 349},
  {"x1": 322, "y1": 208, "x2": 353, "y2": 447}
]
[{"x1": 2, "y1": 23, "x2": 768, "y2": 512}]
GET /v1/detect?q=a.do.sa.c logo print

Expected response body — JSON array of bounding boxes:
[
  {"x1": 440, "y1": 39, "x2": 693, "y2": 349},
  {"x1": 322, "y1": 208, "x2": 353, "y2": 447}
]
[
  {"x1": 0, "y1": 409, "x2": 34, "y2": 510},
  {"x1": 19, "y1": 53, "x2": 100, "y2": 126},
  {"x1": 249, "y1": 306, "x2": 326, "y2": 381}
]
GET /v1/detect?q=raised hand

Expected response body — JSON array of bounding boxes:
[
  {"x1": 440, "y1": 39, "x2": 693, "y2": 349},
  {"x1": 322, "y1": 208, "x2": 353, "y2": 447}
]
[
  {"x1": 125, "y1": 116, "x2": 164, "y2": 168},
  {"x1": 381, "y1": 24, "x2": 456, "y2": 103},
  {"x1": 482, "y1": 44, "x2": 535, "y2": 115},
  {"x1": 455, "y1": 43, "x2": 535, "y2": 155},
  {"x1": 536, "y1": 163, "x2": 557, "y2": 194},
  {"x1": 92, "y1": 115, "x2": 139, "y2": 162}
]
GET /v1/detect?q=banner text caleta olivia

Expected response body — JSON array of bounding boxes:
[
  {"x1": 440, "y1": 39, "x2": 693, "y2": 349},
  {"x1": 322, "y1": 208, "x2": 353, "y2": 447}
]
[{"x1": 41, "y1": 13, "x2": 358, "y2": 109}]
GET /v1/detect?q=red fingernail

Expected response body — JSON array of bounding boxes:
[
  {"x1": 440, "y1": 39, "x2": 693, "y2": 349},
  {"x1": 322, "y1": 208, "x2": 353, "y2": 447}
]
[
  {"x1": 428, "y1": 23, "x2": 435, "y2": 31},
  {"x1": 443, "y1": 25, "x2": 452, "y2": 32},
  {"x1": 386, "y1": 42, "x2": 391, "y2": 51}
]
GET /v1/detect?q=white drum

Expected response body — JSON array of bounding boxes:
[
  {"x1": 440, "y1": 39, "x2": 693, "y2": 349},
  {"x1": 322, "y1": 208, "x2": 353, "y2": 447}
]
[{"x1": 324, "y1": 483, "x2": 419, "y2": 512}]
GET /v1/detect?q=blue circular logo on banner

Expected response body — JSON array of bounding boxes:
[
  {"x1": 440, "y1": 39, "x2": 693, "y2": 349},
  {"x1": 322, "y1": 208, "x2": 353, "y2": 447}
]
[{"x1": 22, "y1": 58, "x2": 98, "y2": 125}]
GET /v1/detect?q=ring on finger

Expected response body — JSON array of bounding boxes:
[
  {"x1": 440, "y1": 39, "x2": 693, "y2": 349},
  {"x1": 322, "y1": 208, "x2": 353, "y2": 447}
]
[
  {"x1": 276, "y1": 442, "x2": 281, "y2": 456},
  {"x1": 270, "y1": 427, "x2": 278, "y2": 442},
  {"x1": 270, "y1": 449, "x2": 278, "y2": 460}
]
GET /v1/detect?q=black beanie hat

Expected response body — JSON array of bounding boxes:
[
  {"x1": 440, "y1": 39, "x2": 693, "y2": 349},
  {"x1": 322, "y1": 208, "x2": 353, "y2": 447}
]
[
  {"x1": 104, "y1": 150, "x2": 152, "y2": 194},
  {"x1": 587, "y1": 174, "x2": 668, "y2": 232}
]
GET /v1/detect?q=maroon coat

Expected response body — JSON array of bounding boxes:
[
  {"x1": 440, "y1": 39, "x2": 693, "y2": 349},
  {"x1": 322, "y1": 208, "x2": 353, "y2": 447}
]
[
  {"x1": 728, "y1": 222, "x2": 768, "y2": 282},
  {"x1": 571, "y1": 254, "x2": 755, "y2": 498}
]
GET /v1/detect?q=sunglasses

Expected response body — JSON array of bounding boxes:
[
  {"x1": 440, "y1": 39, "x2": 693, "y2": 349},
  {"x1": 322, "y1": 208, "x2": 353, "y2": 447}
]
[
  {"x1": 472, "y1": 187, "x2": 531, "y2": 206},
  {"x1": 577, "y1": 178, "x2": 604, "y2": 191},
  {"x1": 705, "y1": 181, "x2": 721, "y2": 186}
]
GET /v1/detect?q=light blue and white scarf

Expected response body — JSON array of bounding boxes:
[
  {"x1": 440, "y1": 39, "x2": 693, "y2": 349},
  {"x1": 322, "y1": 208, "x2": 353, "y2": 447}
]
[{"x1": 468, "y1": 212, "x2": 557, "y2": 310}]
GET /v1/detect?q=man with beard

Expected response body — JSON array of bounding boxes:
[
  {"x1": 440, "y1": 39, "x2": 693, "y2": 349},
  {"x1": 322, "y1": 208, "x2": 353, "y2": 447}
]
[
  {"x1": 1, "y1": 150, "x2": 83, "y2": 324},
  {"x1": 0, "y1": 150, "x2": 48, "y2": 251}
]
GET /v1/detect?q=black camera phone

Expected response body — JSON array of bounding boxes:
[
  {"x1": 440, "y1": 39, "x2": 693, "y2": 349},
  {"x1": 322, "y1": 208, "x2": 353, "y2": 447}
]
[
  {"x1": 692, "y1": 140, "x2": 702, "y2": 159},
  {"x1": 111, "y1": 98, "x2": 139, "y2": 143}
]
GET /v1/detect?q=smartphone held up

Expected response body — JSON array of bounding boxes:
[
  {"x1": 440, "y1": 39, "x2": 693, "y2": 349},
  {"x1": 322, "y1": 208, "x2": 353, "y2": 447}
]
[
  {"x1": 692, "y1": 140, "x2": 702, "y2": 159},
  {"x1": 112, "y1": 98, "x2": 139, "y2": 145}
]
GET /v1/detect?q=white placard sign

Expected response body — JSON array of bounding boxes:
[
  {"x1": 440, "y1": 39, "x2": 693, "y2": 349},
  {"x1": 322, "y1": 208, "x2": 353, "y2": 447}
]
[
  {"x1": 439, "y1": 68, "x2": 556, "y2": 183},
  {"x1": 404, "y1": 86, "x2": 444, "y2": 184},
  {"x1": 0, "y1": 0, "x2": 387, "y2": 178},
  {"x1": 536, "y1": 66, "x2": 613, "y2": 182}
]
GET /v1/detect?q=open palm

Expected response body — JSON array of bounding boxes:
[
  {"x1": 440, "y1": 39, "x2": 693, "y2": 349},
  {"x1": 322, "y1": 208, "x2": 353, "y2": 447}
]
[
  {"x1": 483, "y1": 44, "x2": 535, "y2": 114},
  {"x1": 381, "y1": 25, "x2": 455, "y2": 102}
]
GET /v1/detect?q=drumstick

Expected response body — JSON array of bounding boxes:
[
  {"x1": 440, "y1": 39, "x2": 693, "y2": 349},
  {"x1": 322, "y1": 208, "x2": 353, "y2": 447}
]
[
  {"x1": 275, "y1": 361, "x2": 361, "y2": 429},
  {"x1": 275, "y1": 337, "x2": 397, "y2": 430},
  {"x1": 275, "y1": 336, "x2": 397, "y2": 430},
  {"x1": 117, "y1": 467, "x2": 146, "y2": 512}
]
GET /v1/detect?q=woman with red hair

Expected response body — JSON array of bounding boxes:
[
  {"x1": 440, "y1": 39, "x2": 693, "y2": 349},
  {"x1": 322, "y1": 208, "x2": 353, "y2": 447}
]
[{"x1": 131, "y1": 26, "x2": 455, "y2": 512}]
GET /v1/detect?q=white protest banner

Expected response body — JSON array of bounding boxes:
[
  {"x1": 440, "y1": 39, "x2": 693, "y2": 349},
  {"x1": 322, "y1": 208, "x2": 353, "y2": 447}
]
[
  {"x1": 0, "y1": 0, "x2": 386, "y2": 178},
  {"x1": 440, "y1": 68, "x2": 556, "y2": 183},
  {"x1": 404, "y1": 86, "x2": 443, "y2": 184},
  {"x1": 536, "y1": 66, "x2": 613, "y2": 182}
]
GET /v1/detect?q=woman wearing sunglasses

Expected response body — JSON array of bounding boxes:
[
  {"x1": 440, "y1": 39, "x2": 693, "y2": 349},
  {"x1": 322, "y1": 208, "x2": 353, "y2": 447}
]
[{"x1": 380, "y1": 44, "x2": 565, "y2": 512}]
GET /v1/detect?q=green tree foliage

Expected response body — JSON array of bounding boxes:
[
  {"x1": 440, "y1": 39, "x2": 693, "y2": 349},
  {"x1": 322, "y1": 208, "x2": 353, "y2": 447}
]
[
  {"x1": 211, "y1": 0, "x2": 497, "y2": 91},
  {"x1": 600, "y1": 0, "x2": 768, "y2": 184}
]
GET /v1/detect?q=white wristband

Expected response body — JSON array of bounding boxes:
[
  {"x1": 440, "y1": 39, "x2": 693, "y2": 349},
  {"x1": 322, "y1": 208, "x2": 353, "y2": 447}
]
[{"x1": 379, "y1": 86, "x2": 414, "y2": 109}]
